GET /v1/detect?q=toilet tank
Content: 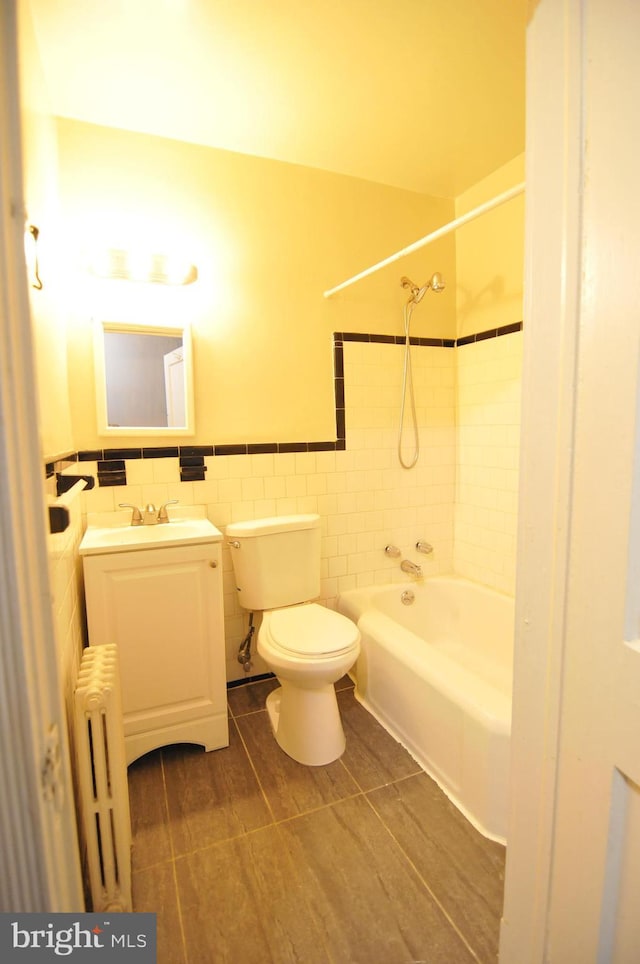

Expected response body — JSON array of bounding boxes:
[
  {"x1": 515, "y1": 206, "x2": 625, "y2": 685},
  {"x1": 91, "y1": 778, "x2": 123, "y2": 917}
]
[{"x1": 226, "y1": 514, "x2": 321, "y2": 611}]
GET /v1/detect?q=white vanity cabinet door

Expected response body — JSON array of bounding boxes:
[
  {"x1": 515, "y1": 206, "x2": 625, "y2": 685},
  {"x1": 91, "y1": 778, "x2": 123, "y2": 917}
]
[{"x1": 82, "y1": 541, "x2": 228, "y2": 764}]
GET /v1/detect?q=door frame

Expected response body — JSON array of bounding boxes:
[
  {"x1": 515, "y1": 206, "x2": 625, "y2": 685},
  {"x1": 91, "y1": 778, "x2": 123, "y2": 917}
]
[
  {"x1": 501, "y1": 0, "x2": 640, "y2": 957},
  {"x1": 500, "y1": 0, "x2": 583, "y2": 953},
  {"x1": 0, "y1": 0, "x2": 84, "y2": 911}
]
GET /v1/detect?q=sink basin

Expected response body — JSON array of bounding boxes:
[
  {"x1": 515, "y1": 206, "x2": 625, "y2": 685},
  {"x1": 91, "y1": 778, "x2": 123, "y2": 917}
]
[{"x1": 79, "y1": 516, "x2": 222, "y2": 556}]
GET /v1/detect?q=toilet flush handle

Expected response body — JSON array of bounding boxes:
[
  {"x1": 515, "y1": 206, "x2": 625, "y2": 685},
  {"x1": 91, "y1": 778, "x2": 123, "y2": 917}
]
[{"x1": 228, "y1": 540, "x2": 241, "y2": 549}]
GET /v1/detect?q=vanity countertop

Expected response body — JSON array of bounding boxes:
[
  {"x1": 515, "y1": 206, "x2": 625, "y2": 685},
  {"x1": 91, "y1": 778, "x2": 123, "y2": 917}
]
[{"x1": 79, "y1": 506, "x2": 222, "y2": 556}]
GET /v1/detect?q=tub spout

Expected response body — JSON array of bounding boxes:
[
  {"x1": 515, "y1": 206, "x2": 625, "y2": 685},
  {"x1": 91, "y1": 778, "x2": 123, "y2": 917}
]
[{"x1": 400, "y1": 559, "x2": 423, "y2": 577}]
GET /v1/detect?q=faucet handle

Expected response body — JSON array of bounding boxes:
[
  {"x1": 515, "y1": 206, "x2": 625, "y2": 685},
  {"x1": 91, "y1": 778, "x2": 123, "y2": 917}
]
[
  {"x1": 119, "y1": 503, "x2": 143, "y2": 526},
  {"x1": 416, "y1": 541, "x2": 433, "y2": 554},
  {"x1": 157, "y1": 499, "x2": 179, "y2": 523},
  {"x1": 384, "y1": 545, "x2": 401, "y2": 557}
]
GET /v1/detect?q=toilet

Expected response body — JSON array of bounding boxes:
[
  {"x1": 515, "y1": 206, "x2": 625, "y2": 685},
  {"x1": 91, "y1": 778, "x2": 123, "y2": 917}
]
[{"x1": 226, "y1": 513, "x2": 360, "y2": 766}]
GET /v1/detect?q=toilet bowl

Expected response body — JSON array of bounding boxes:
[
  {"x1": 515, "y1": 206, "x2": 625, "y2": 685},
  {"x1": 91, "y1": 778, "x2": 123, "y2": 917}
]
[
  {"x1": 257, "y1": 603, "x2": 360, "y2": 766},
  {"x1": 225, "y1": 513, "x2": 361, "y2": 766}
]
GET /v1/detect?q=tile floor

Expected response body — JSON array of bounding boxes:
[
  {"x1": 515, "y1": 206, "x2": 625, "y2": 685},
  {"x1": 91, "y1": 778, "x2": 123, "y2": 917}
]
[{"x1": 128, "y1": 676, "x2": 505, "y2": 964}]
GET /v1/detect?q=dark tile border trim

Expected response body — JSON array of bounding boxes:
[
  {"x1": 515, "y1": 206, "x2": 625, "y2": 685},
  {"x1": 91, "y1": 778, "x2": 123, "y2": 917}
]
[
  {"x1": 142, "y1": 446, "x2": 180, "y2": 458},
  {"x1": 180, "y1": 445, "x2": 214, "y2": 457},
  {"x1": 333, "y1": 336, "x2": 346, "y2": 445},
  {"x1": 338, "y1": 330, "x2": 455, "y2": 348},
  {"x1": 456, "y1": 321, "x2": 523, "y2": 346},
  {"x1": 214, "y1": 444, "x2": 248, "y2": 456},
  {"x1": 247, "y1": 443, "x2": 278, "y2": 454},
  {"x1": 103, "y1": 447, "x2": 142, "y2": 461},
  {"x1": 47, "y1": 323, "x2": 523, "y2": 491},
  {"x1": 338, "y1": 322, "x2": 522, "y2": 348}
]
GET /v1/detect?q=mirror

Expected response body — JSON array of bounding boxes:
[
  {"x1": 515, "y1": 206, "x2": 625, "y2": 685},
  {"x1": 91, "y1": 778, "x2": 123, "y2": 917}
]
[{"x1": 95, "y1": 321, "x2": 195, "y2": 436}]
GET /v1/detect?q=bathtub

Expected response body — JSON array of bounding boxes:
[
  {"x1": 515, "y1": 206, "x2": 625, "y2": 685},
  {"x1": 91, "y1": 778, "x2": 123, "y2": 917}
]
[{"x1": 338, "y1": 576, "x2": 514, "y2": 843}]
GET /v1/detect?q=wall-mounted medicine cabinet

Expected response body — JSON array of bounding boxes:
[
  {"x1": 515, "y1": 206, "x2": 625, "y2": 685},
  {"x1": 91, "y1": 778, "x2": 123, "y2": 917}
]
[{"x1": 94, "y1": 321, "x2": 195, "y2": 437}]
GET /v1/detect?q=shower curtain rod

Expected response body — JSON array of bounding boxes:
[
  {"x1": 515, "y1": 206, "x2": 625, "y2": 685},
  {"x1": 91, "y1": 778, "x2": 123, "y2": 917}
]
[{"x1": 323, "y1": 181, "x2": 525, "y2": 298}]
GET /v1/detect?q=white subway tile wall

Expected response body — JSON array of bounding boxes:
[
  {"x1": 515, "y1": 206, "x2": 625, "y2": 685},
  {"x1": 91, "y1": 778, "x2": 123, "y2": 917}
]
[
  {"x1": 78, "y1": 332, "x2": 521, "y2": 682},
  {"x1": 48, "y1": 493, "x2": 87, "y2": 754},
  {"x1": 454, "y1": 332, "x2": 523, "y2": 594}
]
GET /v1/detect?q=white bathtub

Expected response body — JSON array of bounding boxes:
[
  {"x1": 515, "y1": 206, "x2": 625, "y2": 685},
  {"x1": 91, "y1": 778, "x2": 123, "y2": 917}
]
[{"x1": 338, "y1": 575, "x2": 514, "y2": 843}]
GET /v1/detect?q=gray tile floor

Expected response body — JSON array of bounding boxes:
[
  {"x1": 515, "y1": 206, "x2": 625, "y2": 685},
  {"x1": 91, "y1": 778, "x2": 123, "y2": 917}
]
[{"x1": 129, "y1": 676, "x2": 505, "y2": 964}]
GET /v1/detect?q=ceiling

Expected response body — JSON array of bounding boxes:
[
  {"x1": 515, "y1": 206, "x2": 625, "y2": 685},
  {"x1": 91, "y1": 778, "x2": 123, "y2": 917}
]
[{"x1": 28, "y1": 0, "x2": 527, "y2": 198}]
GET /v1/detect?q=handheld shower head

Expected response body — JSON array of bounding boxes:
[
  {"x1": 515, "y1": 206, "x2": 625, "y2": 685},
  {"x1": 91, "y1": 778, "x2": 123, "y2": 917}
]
[
  {"x1": 412, "y1": 284, "x2": 429, "y2": 304},
  {"x1": 400, "y1": 276, "x2": 419, "y2": 297},
  {"x1": 400, "y1": 272, "x2": 445, "y2": 304},
  {"x1": 400, "y1": 276, "x2": 426, "y2": 304}
]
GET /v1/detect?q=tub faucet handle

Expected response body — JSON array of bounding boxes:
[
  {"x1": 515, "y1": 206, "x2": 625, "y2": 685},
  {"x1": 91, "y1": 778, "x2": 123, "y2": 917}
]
[
  {"x1": 385, "y1": 545, "x2": 401, "y2": 557},
  {"x1": 416, "y1": 541, "x2": 433, "y2": 554}
]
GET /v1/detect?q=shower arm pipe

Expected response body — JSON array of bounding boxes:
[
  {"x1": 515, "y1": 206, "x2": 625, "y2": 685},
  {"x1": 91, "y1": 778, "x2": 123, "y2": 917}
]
[{"x1": 322, "y1": 181, "x2": 525, "y2": 298}]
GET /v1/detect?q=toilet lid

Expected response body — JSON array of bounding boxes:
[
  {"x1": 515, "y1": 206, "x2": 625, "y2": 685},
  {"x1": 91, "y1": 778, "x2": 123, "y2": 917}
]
[{"x1": 267, "y1": 604, "x2": 359, "y2": 657}]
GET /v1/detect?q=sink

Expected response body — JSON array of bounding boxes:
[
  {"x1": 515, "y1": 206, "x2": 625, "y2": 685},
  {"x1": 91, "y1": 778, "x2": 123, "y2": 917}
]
[{"x1": 79, "y1": 513, "x2": 222, "y2": 556}]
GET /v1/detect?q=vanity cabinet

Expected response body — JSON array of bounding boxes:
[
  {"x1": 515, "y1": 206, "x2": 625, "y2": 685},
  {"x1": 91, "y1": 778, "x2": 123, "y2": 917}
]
[{"x1": 82, "y1": 540, "x2": 228, "y2": 764}]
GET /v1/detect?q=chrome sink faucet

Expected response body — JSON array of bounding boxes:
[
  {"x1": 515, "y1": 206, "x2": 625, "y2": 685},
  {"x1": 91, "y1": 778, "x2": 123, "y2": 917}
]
[
  {"x1": 142, "y1": 504, "x2": 160, "y2": 525},
  {"x1": 400, "y1": 559, "x2": 423, "y2": 578},
  {"x1": 119, "y1": 500, "x2": 178, "y2": 526}
]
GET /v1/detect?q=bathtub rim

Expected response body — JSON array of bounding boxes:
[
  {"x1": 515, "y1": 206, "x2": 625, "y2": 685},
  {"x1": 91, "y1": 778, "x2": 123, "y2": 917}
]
[{"x1": 338, "y1": 572, "x2": 516, "y2": 617}]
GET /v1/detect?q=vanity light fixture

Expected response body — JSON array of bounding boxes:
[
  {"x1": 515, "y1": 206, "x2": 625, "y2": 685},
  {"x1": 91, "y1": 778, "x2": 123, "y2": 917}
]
[
  {"x1": 25, "y1": 224, "x2": 43, "y2": 290},
  {"x1": 89, "y1": 248, "x2": 198, "y2": 286}
]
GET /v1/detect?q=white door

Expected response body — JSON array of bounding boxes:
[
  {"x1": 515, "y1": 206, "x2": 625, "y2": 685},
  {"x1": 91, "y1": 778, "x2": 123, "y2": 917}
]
[
  {"x1": 501, "y1": 0, "x2": 640, "y2": 960},
  {"x1": 544, "y1": 0, "x2": 640, "y2": 956},
  {"x1": 164, "y1": 346, "x2": 185, "y2": 427}
]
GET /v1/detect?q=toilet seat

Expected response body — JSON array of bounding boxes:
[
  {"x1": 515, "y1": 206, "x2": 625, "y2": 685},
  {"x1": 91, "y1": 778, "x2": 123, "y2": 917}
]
[{"x1": 265, "y1": 603, "x2": 359, "y2": 659}]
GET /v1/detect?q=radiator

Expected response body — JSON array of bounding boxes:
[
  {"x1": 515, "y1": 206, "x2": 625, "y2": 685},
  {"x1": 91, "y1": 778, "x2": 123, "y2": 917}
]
[{"x1": 74, "y1": 644, "x2": 132, "y2": 912}]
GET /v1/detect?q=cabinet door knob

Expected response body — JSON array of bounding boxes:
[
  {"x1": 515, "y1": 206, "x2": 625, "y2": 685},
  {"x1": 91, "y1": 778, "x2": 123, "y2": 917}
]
[{"x1": 209, "y1": 560, "x2": 218, "y2": 568}]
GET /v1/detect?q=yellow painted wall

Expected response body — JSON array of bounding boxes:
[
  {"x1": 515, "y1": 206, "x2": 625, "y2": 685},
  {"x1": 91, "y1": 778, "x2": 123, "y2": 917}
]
[
  {"x1": 455, "y1": 154, "x2": 525, "y2": 338},
  {"x1": 18, "y1": 0, "x2": 74, "y2": 459},
  {"x1": 56, "y1": 119, "x2": 456, "y2": 450}
]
